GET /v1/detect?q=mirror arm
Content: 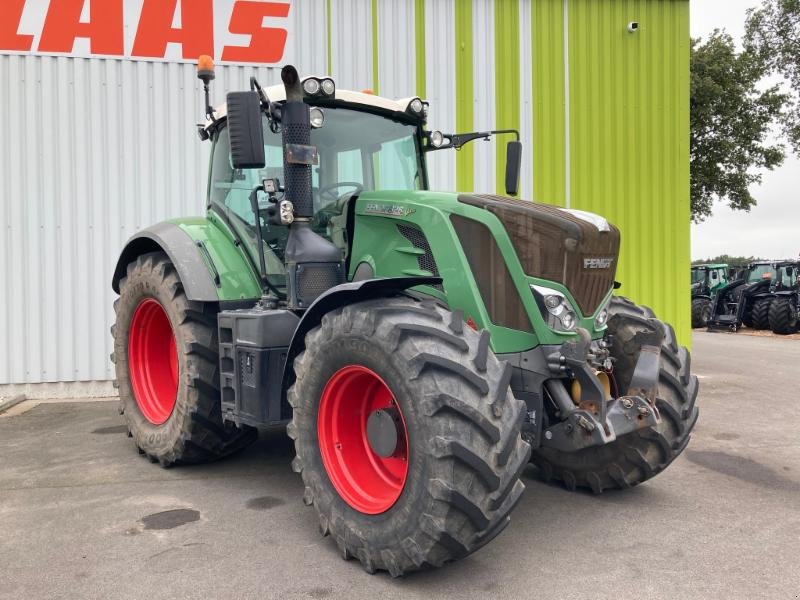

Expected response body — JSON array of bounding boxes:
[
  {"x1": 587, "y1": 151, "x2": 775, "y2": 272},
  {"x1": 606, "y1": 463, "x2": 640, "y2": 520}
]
[
  {"x1": 426, "y1": 129, "x2": 520, "y2": 151},
  {"x1": 250, "y1": 76, "x2": 282, "y2": 133}
]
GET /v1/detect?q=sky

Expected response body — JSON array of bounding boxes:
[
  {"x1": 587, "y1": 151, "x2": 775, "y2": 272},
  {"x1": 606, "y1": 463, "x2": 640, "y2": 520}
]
[{"x1": 690, "y1": 0, "x2": 800, "y2": 260}]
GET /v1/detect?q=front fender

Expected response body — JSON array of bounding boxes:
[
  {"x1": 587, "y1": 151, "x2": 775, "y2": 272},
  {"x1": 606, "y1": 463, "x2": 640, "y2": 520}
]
[{"x1": 280, "y1": 276, "x2": 442, "y2": 407}]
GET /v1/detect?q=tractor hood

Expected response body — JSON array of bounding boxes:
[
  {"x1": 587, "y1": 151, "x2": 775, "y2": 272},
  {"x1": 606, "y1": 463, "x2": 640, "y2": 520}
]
[{"x1": 458, "y1": 194, "x2": 620, "y2": 316}]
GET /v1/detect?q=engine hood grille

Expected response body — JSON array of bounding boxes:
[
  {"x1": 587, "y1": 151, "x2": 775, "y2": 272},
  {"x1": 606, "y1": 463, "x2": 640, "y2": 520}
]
[{"x1": 458, "y1": 194, "x2": 620, "y2": 316}]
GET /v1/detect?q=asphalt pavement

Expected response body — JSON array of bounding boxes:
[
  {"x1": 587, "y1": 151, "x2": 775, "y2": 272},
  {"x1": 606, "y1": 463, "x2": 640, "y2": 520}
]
[{"x1": 1, "y1": 332, "x2": 798, "y2": 600}]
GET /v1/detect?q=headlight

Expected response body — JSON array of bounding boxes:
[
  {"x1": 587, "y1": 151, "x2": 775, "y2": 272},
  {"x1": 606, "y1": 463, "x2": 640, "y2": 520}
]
[
  {"x1": 531, "y1": 285, "x2": 578, "y2": 332},
  {"x1": 320, "y1": 78, "x2": 335, "y2": 95},
  {"x1": 594, "y1": 295, "x2": 612, "y2": 329},
  {"x1": 408, "y1": 98, "x2": 423, "y2": 114},
  {"x1": 430, "y1": 130, "x2": 444, "y2": 148},
  {"x1": 544, "y1": 295, "x2": 561, "y2": 310},
  {"x1": 303, "y1": 78, "x2": 320, "y2": 95},
  {"x1": 309, "y1": 107, "x2": 325, "y2": 128}
]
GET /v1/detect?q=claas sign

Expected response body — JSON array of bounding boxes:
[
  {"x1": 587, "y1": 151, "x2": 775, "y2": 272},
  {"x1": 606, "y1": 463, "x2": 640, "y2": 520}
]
[{"x1": 1, "y1": 0, "x2": 291, "y2": 64}]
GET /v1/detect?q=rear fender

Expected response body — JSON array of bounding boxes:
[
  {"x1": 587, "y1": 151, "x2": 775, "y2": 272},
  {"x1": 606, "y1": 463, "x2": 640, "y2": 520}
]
[{"x1": 111, "y1": 222, "x2": 219, "y2": 302}]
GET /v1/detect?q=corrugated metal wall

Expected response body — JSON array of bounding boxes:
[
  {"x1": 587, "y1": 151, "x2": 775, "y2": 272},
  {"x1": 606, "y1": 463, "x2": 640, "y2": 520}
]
[{"x1": 0, "y1": 0, "x2": 690, "y2": 385}]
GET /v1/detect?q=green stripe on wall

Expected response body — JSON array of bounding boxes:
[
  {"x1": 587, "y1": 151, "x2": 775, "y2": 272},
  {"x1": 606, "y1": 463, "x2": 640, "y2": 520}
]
[
  {"x1": 455, "y1": 0, "x2": 473, "y2": 192},
  {"x1": 494, "y1": 0, "x2": 520, "y2": 196},
  {"x1": 372, "y1": 0, "x2": 379, "y2": 93},
  {"x1": 415, "y1": 0, "x2": 426, "y2": 98},
  {"x1": 532, "y1": 0, "x2": 566, "y2": 206},
  {"x1": 326, "y1": 0, "x2": 332, "y2": 75}
]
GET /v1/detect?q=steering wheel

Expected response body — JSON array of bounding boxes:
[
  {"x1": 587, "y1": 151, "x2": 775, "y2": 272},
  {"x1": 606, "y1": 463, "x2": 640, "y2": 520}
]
[
  {"x1": 313, "y1": 182, "x2": 364, "y2": 230},
  {"x1": 316, "y1": 181, "x2": 364, "y2": 206}
]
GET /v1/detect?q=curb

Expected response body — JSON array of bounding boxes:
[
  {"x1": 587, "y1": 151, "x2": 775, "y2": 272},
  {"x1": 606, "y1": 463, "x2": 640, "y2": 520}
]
[{"x1": 0, "y1": 394, "x2": 27, "y2": 415}]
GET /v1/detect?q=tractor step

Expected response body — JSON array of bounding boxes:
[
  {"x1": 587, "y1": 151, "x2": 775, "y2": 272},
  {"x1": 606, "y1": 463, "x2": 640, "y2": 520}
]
[{"x1": 218, "y1": 308, "x2": 299, "y2": 427}]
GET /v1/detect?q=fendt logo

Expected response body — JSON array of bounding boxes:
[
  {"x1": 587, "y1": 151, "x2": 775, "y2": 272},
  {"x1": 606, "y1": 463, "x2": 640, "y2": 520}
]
[
  {"x1": 583, "y1": 257, "x2": 615, "y2": 270},
  {"x1": 0, "y1": 0, "x2": 291, "y2": 64}
]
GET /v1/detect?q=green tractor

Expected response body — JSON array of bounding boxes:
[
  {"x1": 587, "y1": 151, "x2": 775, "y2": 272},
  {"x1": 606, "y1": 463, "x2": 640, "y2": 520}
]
[
  {"x1": 767, "y1": 260, "x2": 800, "y2": 334},
  {"x1": 708, "y1": 260, "x2": 799, "y2": 332},
  {"x1": 111, "y1": 61, "x2": 699, "y2": 576},
  {"x1": 690, "y1": 263, "x2": 729, "y2": 328}
]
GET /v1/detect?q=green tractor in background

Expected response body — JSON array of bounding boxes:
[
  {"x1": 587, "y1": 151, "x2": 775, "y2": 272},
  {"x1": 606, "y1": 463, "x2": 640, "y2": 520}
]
[
  {"x1": 110, "y1": 60, "x2": 699, "y2": 576},
  {"x1": 708, "y1": 260, "x2": 800, "y2": 333},
  {"x1": 690, "y1": 263, "x2": 729, "y2": 328}
]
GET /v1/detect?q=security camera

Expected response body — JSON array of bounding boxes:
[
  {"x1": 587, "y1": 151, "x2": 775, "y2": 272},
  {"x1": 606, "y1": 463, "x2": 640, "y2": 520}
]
[{"x1": 627, "y1": 21, "x2": 639, "y2": 33}]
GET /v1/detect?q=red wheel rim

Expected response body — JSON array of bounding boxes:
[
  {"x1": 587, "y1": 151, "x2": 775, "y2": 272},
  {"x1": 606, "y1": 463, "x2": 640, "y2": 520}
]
[
  {"x1": 317, "y1": 365, "x2": 409, "y2": 514},
  {"x1": 128, "y1": 298, "x2": 178, "y2": 425}
]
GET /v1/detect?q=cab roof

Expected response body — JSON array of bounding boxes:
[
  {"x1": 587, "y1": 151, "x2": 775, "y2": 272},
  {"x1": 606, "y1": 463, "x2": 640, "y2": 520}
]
[
  {"x1": 205, "y1": 82, "x2": 421, "y2": 129},
  {"x1": 692, "y1": 263, "x2": 728, "y2": 269},
  {"x1": 748, "y1": 259, "x2": 800, "y2": 267}
]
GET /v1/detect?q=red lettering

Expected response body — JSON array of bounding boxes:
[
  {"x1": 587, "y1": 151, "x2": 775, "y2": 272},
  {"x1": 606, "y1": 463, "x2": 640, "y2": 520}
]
[
  {"x1": 221, "y1": 1, "x2": 289, "y2": 63},
  {"x1": 38, "y1": 0, "x2": 123, "y2": 55},
  {"x1": 131, "y1": 0, "x2": 213, "y2": 59},
  {"x1": 0, "y1": 0, "x2": 33, "y2": 51}
]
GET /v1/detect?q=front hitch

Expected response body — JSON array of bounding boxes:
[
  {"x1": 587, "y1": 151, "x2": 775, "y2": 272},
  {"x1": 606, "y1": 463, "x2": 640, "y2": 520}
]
[{"x1": 540, "y1": 328, "x2": 662, "y2": 453}]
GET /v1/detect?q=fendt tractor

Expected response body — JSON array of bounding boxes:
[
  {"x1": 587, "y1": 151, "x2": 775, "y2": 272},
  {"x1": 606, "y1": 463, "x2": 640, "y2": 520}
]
[
  {"x1": 690, "y1": 263, "x2": 729, "y2": 328},
  {"x1": 708, "y1": 259, "x2": 800, "y2": 334},
  {"x1": 111, "y1": 59, "x2": 699, "y2": 575}
]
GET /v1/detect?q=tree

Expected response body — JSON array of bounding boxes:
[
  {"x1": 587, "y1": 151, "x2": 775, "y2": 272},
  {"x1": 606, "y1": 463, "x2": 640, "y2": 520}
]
[
  {"x1": 746, "y1": 0, "x2": 800, "y2": 153},
  {"x1": 692, "y1": 255, "x2": 765, "y2": 268},
  {"x1": 690, "y1": 31, "x2": 786, "y2": 221}
]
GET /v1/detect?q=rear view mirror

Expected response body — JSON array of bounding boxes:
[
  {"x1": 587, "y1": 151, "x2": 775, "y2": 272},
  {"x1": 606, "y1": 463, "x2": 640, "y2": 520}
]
[
  {"x1": 505, "y1": 140, "x2": 522, "y2": 196},
  {"x1": 226, "y1": 91, "x2": 265, "y2": 169}
]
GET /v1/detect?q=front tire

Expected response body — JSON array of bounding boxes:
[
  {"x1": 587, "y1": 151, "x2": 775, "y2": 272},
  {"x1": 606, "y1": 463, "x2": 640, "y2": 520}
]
[
  {"x1": 691, "y1": 297, "x2": 712, "y2": 328},
  {"x1": 530, "y1": 296, "x2": 699, "y2": 493},
  {"x1": 768, "y1": 297, "x2": 799, "y2": 334},
  {"x1": 287, "y1": 296, "x2": 530, "y2": 576},
  {"x1": 112, "y1": 252, "x2": 256, "y2": 465}
]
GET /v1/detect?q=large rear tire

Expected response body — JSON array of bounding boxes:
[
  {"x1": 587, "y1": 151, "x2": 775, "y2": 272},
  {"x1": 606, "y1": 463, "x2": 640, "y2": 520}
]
[
  {"x1": 768, "y1": 297, "x2": 799, "y2": 335},
  {"x1": 112, "y1": 252, "x2": 256, "y2": 465},
  {"x1": 690, "y1": 297, "x2": 712, "y2": 328},
  {"x1": 287, "y1": 296, "x2": 530, "y2": 576},
  {"x1": 530, "y1": 296, "x2": 699, "y2": 493},
  {"x1": 750, "y1": 298, "x2": 772, "y2": 330}
]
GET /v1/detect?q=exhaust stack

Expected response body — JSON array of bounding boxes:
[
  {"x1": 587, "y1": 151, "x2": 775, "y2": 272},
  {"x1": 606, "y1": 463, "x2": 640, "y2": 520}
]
[
  {"x1": 280, "y1": 66, "x2": 314, "y2": 218},
  {"x1": 280, "y1": 65, "x2": 344, "y2": 309}
]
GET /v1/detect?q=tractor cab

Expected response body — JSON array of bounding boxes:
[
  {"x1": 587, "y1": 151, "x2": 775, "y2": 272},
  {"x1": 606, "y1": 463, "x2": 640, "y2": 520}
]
[{"x1": 201, "y1": 76, "x2": 521, "y2": 303}]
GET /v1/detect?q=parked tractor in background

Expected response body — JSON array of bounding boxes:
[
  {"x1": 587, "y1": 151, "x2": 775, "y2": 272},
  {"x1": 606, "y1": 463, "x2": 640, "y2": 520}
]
[
  {"x1": 708, "y1": 260, "x2": 799, "y2": 333},
  {"x1": 690, "y1": 263, "x2": 728, "y2": 328},
  {"x1": 110, "y1": 59, "x2": 699, "y2": 576},
  {"x1": 767, "y1": 261, "x2": 800, "y2": 334}
]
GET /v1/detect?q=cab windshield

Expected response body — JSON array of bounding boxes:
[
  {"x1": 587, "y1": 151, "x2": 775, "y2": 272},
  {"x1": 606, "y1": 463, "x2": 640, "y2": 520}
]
[
  {"x1": 208, "y1": 107, "x2": 424, "y2": 294},
  {"x1": 747, "y1": 264, "x2": 776, "y2": 283},
  {"x1": 691, "y1": 268, "x2": 706, "y2": 284}
]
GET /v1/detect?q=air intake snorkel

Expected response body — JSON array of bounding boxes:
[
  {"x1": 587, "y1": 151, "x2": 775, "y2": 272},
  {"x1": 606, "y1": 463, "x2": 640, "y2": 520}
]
[{"x1": 280, "y1": 65, "x2": 345, "y2": 309}]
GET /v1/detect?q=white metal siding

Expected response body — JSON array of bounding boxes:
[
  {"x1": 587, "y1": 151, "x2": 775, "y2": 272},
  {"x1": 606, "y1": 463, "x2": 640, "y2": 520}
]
[
  {"x1": 377, "y1": 0, "x2": 416, "y2": 99},
  {"x1": 423, "y1": 0, "x2": 456, "y2": 191},
  {"x1": 0, "y1": 55, "x2": 281, "y2": 384},
  {"x1": 1, "y1": 1, "x2": 690, "y2": 384},
  {"x1": 329, "y1": 0, "x2": 373, "y2": 90},
  {"x1": 472, "y1": 0, "x2": 497, "y2": 194}
]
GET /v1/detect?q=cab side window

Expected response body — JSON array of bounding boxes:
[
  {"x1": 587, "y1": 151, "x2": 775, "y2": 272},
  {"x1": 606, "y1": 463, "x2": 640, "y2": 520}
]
[{"x1": 209, "y1": 123, "x2": 283, "y2": 224}]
